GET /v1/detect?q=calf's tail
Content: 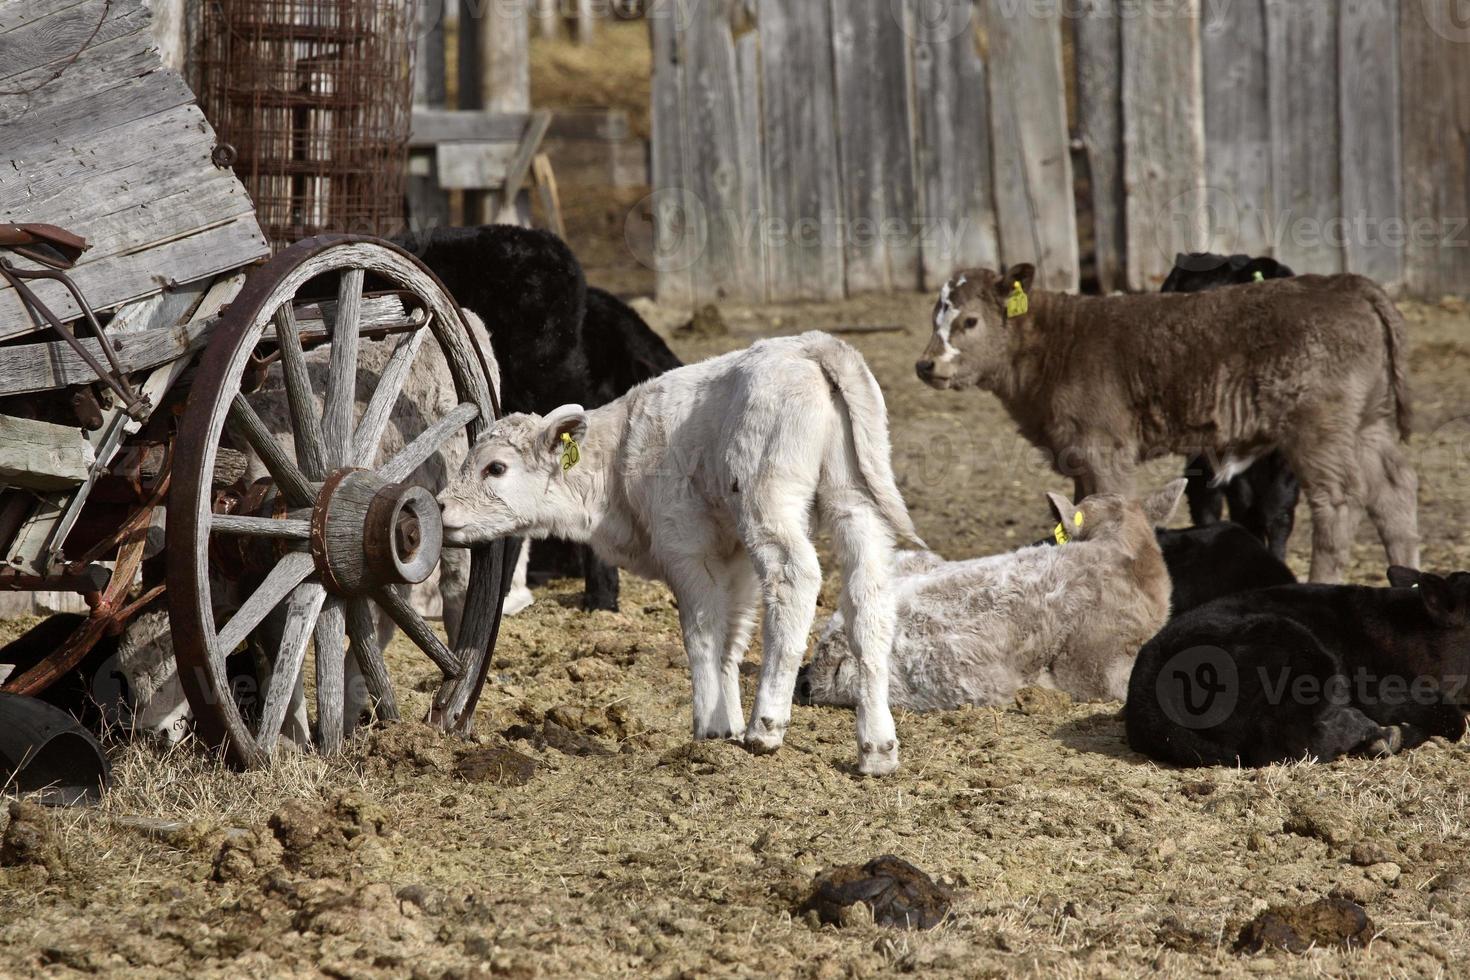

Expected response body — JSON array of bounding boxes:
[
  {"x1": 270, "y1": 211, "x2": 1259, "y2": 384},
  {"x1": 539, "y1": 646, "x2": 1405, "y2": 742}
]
[
  {"x1": 1366, "y1": 287, "x2": 1412, "y2": 439},
  {"x1": 809, "y1": 335, "x2": 926, "y2": 549}
]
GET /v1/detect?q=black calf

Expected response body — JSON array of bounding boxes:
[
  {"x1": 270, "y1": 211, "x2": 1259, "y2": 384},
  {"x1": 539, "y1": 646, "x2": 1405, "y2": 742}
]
[
  {"x1": 1125, "y1": 567, "x2": 1470, "y2": 767},
  {"x1": 404, "y1": 225, "x2": 681, "y2": 611},
  {"x1": 1162, "y1": 252, "x2": 1300, "y2": 560},
  {"x1": 1154, "y1": 522, "x2": 1295, "y2": 617}
]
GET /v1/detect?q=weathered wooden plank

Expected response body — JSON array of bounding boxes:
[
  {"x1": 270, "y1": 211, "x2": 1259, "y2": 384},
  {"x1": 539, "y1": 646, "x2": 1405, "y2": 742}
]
[
  {"x1": 1121, "y1": 0, "x2": 1204, "y2": 290},
  {"x1": 832, "y1": 0, "x2": 920, "y2": 294},
  {"x1": 649, "y1": 3, "x2": 697, "y2": 306},
  {"x1": 683, "y1": 3, "x2": 761, "y2": 301},
  {"x1": 408, "y1": 0, "x2": 450, "y2": 233},
  {"x1": 1265, "y1": 0, "x2": 1341, "y2": 274},
  {"x1": 1201, "y1": 0, "x2": 1273, "y2": 258},
  {"x1": 909, "y1": 0, "x2": 999, "y2": 290},
  {"x1": 986, "y1": 0, "x2": 1079, "y2": 292},
  {"x1": 411, "y1": 108, "x2": 631, "y2": 145},
  {"x1": 1339, "y1": 0, "x2": 1403, "y2": 287},
  {"x1": 0, "y1": 314, "x2": 211, "y2": 396},
  {"x1": 0, "y1": 217, "x2": 268, "y2": 337},
  {"x1": 1399, "y1": 0, "x2": 1470, "y2": 298},
  {"x1": 0, "y1": 0, "x2": 95, "y2": 36},
  {"x1": 757, "y1": 0, "x2": 845, "y2": 300},
  {"x1": 1074, "y1": 0, "x2": 1125, "y2": 292},
  {"x1": 0, "y1": 0, "x2": 149, "y2": 83},
  {"x1": 0, "y1": 416, "x2": 95, "y2": 490},
  {"x1": 433, "y1": 143, "x2": 518, "y2": 189},
  {"x1": 733, "y1": 32, "x2": 768, "y2": 302},
  {"x1": 143, "y1": 0, "x2": 186, "y2": 71},
  {"x1": 107, "y1": 279, "x2": 206, "y2": 335}
]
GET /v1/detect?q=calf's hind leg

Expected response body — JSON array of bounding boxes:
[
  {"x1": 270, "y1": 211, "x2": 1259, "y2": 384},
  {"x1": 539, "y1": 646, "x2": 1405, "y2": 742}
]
[
  {"x1": 1358, "y1": 421, "x2": 1420, "y2": 570},
  {"x1": 1288, "y1": 437, "x2": 1365, "y2": 583},
  {"x1": 665, "y1": 554, "x2": 736, "y2": 740},
  {"x1": 743, "y1": 510, "x2": 823, "y2": 757}
]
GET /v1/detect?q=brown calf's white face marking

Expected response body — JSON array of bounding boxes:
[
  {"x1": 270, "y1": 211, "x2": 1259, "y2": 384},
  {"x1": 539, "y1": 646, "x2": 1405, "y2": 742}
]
[{"x1": 916, "y1": 270, "x2": 1009, "y2": 391}]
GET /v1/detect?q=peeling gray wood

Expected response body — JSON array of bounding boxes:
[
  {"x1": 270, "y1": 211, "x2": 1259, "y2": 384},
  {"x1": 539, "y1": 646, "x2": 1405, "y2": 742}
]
[
  {"x1": 1339, "y1": 0, "x2": 1402, "y2": 287},
  {"x1": 0, "y1": 416, "x2": 95, "y2": 490},
  {"x1": 1265, "y1": 0, "x2": 1341, "y2": 274},
  {"x1": 909, "y1": 0, "x2": 999, "y2": 290},
  {"x1": 987, "y1": 0, "x2": 1079, "y2": 292},
  {"x1": 649, "y1": 4, "x2": 697, "y2": 306},
  {"x1": 0, "y1": 314, "x2": 212, "y2": 396},
  {"x1": 733, "y1": 31, "x2": 768, "y2": 302},
  {"x1": 1074, "y1": 0, "x2": 1124, "y2": 292},
  {"x1": 758, "y1": 0, "x2": 845, "y2": 301},
  {"x1": 1201, "y1": 0, "x2": 1274, "y2": 259},
  {"x1": 1121, "y1": 0, "x2": 1205, "y2": 290}
]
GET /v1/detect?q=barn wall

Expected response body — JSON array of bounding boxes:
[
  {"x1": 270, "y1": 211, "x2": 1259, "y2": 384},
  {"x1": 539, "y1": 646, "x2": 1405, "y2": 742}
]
[{"x1": 653, "y1": 0, "x2": 1466, "y2": 303}]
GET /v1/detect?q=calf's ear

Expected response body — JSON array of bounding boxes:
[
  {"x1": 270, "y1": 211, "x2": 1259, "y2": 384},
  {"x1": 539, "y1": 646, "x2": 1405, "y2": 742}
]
[
  {"x1": 1141, "y1": 478, "x2": 1188, "y2": 526},
  {"x1": 1045, "y1": 491, "x2": 1074, "y2": 525},
  {"x1": 998, "y1": 263, "x2": 1036, "y2": 298},
  {"x1": 542, "y1": 404, "x2": 588, "y2": 453},
  {"x1": 1387, "y1": 565, "x2": 1423, "y2": 589},
  {"x1": 1415, "y1": 572, "x2": 1455, "y2": 621}
]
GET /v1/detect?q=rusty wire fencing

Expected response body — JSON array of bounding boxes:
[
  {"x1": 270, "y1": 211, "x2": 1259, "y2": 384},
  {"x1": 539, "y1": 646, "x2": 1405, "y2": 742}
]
[{"x1": 193, "y1": 0, "x2": 418, "y2": 249}]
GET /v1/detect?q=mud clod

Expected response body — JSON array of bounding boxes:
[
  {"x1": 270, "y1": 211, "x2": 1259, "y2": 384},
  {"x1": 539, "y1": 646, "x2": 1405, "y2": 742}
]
[
  {"x1": 1235, "y1": 897, "x2": 1374, "y2": 954},
  {"x1": 456, "y1": 746, "x2": 537, "y2": 786},
  {"x1": 1, "y1": 801, "x2": 60, "y2": 873},
  {"x1": 1014, "y1": 686, "x2": 1073, "y2": 717},
  {"x1": 797, "y1": 855, "x2": 952, "y2": 930}
]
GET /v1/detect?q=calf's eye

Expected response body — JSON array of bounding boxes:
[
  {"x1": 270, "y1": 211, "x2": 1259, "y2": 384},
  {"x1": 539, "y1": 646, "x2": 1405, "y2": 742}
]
[
  {"x1": 482, "y1": 461, "x2": 507, "y2": 478},
  {"x1": 963, "y1": 316, "x2": 978, "y2": 329}
]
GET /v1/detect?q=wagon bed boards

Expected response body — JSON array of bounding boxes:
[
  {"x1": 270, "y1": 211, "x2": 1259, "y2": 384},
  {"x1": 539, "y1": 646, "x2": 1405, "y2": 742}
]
[{"x1": 0, "y1": 0, "x2": 268, "y2": 336}]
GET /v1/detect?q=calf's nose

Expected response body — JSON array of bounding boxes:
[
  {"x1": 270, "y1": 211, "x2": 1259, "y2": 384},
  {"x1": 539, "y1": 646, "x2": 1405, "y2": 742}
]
[{"x1": 915, "y1": 359, "x2": 935, "y2": 380}]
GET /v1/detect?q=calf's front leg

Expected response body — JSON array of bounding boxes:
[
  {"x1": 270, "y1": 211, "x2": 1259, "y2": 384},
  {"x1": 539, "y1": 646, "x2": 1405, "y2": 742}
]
[{"x1": 667, "y1": 559, "x2": 737, "y2": 740}]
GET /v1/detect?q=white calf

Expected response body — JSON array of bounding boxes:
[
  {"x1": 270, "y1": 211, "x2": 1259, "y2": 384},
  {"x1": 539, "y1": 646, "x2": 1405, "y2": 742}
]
[
  {"x1": 802, "y1": 481, "x2": 1187, "y2": 711},
  {"x1": 438, "y1": 331, "x2": 923, "y2": 775}
]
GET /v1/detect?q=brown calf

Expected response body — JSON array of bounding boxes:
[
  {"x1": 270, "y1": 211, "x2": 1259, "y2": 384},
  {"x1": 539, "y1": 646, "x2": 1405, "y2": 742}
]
[{"x1": 916, "y1": 265, "x2": 1418, "y2": 583}]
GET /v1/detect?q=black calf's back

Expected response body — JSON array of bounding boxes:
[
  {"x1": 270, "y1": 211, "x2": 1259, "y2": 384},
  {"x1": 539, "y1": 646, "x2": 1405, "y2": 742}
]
[{"x1": 1156, "y1": 523, "x2": 1295, "y2": 617}]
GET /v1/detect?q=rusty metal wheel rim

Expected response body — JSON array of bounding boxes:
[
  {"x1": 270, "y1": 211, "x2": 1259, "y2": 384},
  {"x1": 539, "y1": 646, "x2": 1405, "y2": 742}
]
[{"x1": 167, "y1": 235, "x2": 512, "y2": 768}]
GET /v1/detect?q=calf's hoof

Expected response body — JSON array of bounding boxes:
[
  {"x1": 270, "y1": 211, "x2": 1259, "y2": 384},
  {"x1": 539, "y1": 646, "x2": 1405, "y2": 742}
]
[
  {"x1": 1364, "y1": 725, "x2": 1404, "y2": 759},
  {"x1": 502, "y1": 586, "x2": 535, "y2": 617},
  {"x1": 858, "y1": 740, "x2": 900, "y2": 777},
  {"x1": 744, "y1": 718, "x2": 786, "y2": 755}
]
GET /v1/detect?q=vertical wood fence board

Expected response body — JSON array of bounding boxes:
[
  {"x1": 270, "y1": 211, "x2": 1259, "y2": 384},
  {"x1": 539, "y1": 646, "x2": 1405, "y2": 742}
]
[
  {"x1": 734, "y1": 31, "x2": 769, "y2": 302},
  {"x1": 1264, "y1": 0, "x2": 1342, "y2": 274},
  {"x1": 1339, "y1": 0, "x2": 1403, "y2": 287},
  {"x1": 683, "y1": 4, "x2": 760, "y2": 302},
  {"x1": 910, "y1": 0, "x2": 999, "y2": 290},
  {"x1": 1121, "y1": 0, "x2": 1205, "y2": 291},
  {"x1": 409, "y1": 0, "x2": 452, "y2": 233},
  {"x1": 757, "y1": 0, "x2": 845, "y2": 301},
  {"x1": 650, "y1": 5, "x2": 698, "y2": 305},
  {"x1": 985, "y1": 0, "x2": 1079, "y2": 292},
  {"x1": 1074, "y1": 0, "x2": 1124, "y2": 292},
  {"x1": 831, "y1": 0, "x2": 920, "y2": 294},
  {"x1": 1201, "y1": 0, "x2": 1273, "y2": 259},
  {"x1": 1400, "y1": 0, "x2": 1470, "y2": 298}
]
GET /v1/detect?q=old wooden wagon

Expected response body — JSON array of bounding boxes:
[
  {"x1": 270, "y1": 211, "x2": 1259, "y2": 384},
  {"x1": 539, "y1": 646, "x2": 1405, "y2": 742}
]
[{"x1": 0, "y1": 0, "x2": 514, "y2": 766}]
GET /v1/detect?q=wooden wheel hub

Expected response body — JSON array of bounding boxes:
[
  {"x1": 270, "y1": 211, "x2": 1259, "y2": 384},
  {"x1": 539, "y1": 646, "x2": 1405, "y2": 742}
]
[{"x1": 310, "y1": 468, "x2": 442, "y2": 595}]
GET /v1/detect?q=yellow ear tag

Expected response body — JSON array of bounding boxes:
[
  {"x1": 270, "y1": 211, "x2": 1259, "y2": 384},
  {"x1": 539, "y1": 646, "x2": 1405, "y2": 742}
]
[
  {"x1": 1053, "y1": 522, "x2": 1069, "y2": 545},
  {"x1": 559, "y1": 431, "x2": 580, "y2": 471},
  {"x1": 1252, "y1": 270, "x2": 1265, "y2": 283},
  {"x1": 1006, "y1": 280, "x2": 1029, "y2": 319},
  {"x1": 1074, "y1": 510, "x2": 1084, "y2": 527}
]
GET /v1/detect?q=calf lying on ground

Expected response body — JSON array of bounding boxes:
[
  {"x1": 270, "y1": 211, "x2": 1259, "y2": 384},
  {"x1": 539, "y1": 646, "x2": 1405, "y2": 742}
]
[
  {"x1": 798, "y1": 481, "x2": 1185, "y2": 712},
  {"x1": 1163, "y1": 252, "x2": 1300, "y2": 559},
  {"x1": 1126, "y1": 567, "x2": 1470, "y2": 767},
  {"x1": 438, "y1": 332, "x2": 923, "y2": 775},
  {"x1": 1155, "y1": 522, "x2": 1295, "y2": 617},
  {"x1": 406, "y1": 224, "x2": 683, "y2": 611},
  {"x1": 917, "y1": 264, "x2": 1419, "y2": 583}
]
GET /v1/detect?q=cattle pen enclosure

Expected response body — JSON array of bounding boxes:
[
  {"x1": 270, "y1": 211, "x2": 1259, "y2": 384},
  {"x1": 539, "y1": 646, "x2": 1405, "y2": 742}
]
[{"x1": 651, "y1": 0, "x2": 1470, "y2": 304}]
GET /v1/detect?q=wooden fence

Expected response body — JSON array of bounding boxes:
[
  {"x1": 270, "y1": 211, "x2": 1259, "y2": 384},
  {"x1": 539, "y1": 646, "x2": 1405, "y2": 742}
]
[{"x1": 651, "y1": 0, "x2": 1470, "y2": 305}]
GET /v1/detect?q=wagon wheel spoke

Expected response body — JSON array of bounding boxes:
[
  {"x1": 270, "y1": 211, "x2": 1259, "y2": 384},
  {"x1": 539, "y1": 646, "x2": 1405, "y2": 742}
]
[
  {"x1": 346, "y1": 597, "x2": 399, "y2": 722},
  {"x1": 255, "y1": 582, "x2": 328, "y2": 752},
  {"x1": 350, "y1": 324, "x2": 429, "y2": 468},
  {"x1": 274, "y1": 304, "x2": 327, "y2": 480},
  {"x1": 216, "y1": 551, "x2": 316, "y2": 655},
  {"x1": 379, "y1": 401, "x2": 480, "y2": 484},
  {"x1": 322, "y1": 268, "x2": 365, "y2": 469},
  {"x1": 372, "y1": 585, "x2": 459, "y2": 677},
  {"x1": 313, "y1": 598, "x2": 348, "y2": 754},
  {"x1": 227, "y1": 394, "x2": 316, "y2": 507},
  {"x1": 210, "y1": 514, "x2": 311, "y2": 539},
  {"x1": 430, "y1": 544, "x2": 509, "y2": 729}
]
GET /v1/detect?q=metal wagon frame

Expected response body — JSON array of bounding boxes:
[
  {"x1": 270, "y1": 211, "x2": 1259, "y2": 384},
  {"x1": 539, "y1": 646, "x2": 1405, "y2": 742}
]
[{"x1": 0, "y1": 0, "x2": 515, "y2": 767}]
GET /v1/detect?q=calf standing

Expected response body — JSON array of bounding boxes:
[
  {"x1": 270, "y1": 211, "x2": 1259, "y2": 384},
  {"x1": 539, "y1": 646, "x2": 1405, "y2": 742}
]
[
  {"x1": 438, "y1": 332, "x2": 923, "y2": 775},
  {"x1": 1162, "y1": 252, "x2": 1300, "y2": 559},
  {"x1": 799, "y1": 481, "x2": 1185, "y2": 711},
  {"x1": 916, "y1": 264, "x2": 1419, "y2": 582},
  {"x1": 1126, "y1": 568, "x2": 1470, "y2": 767}
]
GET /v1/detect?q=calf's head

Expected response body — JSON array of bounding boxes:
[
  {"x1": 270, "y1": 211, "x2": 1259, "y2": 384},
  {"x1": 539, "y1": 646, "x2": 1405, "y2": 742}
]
[
  {"x1": 916, "y1": 264, "x2": 1035, "y2": 390},
  {"x1": 1045, "y1": 479, "x2": 1187, "y2": 553},
  {"x1": 1386, "y1": 567, "x2": 1470, "y2": 671},
  {"x1": 437, "y1": 404, "x2": 589, "y2": 546}
]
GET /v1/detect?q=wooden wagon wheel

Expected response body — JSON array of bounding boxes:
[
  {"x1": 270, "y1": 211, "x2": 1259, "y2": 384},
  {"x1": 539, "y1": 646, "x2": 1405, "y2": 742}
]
[{"x1": 167, "y1": 236, "x2": 512, "y2": 768}]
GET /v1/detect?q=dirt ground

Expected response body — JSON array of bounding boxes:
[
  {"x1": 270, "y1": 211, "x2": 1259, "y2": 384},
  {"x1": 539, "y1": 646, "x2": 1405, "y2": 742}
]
[{"x1": 3, "y1": 290, "x2": 1470, "y2": 978}]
